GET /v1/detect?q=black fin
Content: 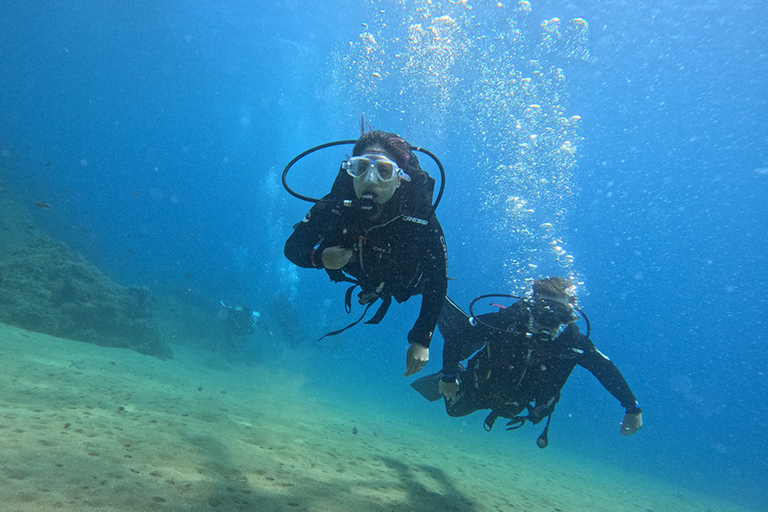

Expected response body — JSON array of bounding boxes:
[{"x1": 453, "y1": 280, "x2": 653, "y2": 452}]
[{"x1": 410, "y1": 371, "x2": 444, "y2": 402}]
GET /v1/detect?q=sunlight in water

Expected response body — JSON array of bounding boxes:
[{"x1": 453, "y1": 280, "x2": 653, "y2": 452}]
[{"x1": 331, "y1": 0, "x2": 589, "y2": 292}]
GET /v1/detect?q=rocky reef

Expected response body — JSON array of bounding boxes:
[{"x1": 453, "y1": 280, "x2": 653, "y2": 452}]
[{"x1": 0, "y1": 196, "x2": 172, "y2": 359}]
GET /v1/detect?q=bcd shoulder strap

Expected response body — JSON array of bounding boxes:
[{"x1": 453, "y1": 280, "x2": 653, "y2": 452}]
[{"x1": 317, "y1": 285, "x2": 393, "y2": 341}]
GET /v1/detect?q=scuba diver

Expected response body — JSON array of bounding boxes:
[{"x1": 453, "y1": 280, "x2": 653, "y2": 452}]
[
  {"x1": 220, "y1": 302, "x2": 259, "y2": 336},
  {"x1": 412, "y1": 277, "x2": 642, "y2": 447},
  {"x1": 283, "y1": 128, "x2": 448, "y2": 377},
  {"x1": 215, "y1": 301, "x2": 261, "y2": 354},
  {"x1": 216, "y1": 300, "x2": 261, "y2": 349}
]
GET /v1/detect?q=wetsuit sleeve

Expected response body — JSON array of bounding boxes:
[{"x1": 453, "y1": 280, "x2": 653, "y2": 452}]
[
  {"x1": 407, "y1": 216, "x2": 448, "y2": 349},
  {"x1": 571, "y1": 326, "x2": 641, "y2": 413},
  {"x1": 284, "y1": 199, "x2": 339, "y2": 269}
]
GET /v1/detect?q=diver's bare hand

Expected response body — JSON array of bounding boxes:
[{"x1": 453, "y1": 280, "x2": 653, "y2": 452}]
[
  {"x1": 439, "y1": 379, "x2": 459, "y2": 401},
  {"x1": 620, "y1": 412, "x2": 642, "y2": 436},
  {"x1": 322, "y1": 246, "x2": 353, "y2": 269},
  {"x1": 404, "y1": 343, "x2": 429, "y2": 376}
]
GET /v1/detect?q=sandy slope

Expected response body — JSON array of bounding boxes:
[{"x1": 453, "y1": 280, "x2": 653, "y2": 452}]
[{"x1": 0, "y1": 323, "x2": 751, "y2": 512}]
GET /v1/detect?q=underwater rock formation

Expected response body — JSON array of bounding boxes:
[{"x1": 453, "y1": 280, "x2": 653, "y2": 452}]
[{"x1": 0, "y1": 197, "x2": 172, "y2": 359}]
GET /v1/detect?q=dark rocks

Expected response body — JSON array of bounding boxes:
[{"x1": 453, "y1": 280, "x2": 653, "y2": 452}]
[{"x1": 0, "y1": 197, "x2": 172, "y2": 359}]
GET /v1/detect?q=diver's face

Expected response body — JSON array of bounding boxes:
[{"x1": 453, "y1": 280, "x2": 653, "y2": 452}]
[
  {"x1": 352, "y1": 145, "x2": 400, "y2": 205},
  {"x1": 530, "y1": 298, "x2": 573, "y2": 341}
]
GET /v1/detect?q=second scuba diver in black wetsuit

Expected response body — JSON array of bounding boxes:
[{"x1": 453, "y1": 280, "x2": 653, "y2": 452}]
[
  {"x1": 284, "y1": 129, "x2": 448, "y2": 377},
  {"x1": 412, "y1": 277, "x2": 642, "y2": 447}
]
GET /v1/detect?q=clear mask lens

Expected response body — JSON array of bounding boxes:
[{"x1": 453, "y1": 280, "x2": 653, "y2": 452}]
[{"x1": 345, "y1": 155, "x2": 400, "y2": 181}]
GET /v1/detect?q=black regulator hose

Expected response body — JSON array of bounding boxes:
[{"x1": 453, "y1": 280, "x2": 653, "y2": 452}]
[
  {"x1": 410, "y1": 145, "x2": 445, "y2": 214},
  {"x1": 468, "y1": 293, "x2": 591, "y2": 338},
  {"x1": 281, "y1": 140, "x2": 356, "y2": 204},
  {"x1": 468, "y1": 294, "x2": 524, "y2": 331},
  {"x1": 281, "y1": 139, "x2": 446, "y2": 214}
]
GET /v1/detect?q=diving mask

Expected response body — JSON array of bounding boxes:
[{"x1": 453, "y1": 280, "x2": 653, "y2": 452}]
[
  {"x1": 530, "y1": 299, "x2": 574, "y2": 329},
  {"x1": 344, "y1": 154, "x2": 411, "y2": 183}
]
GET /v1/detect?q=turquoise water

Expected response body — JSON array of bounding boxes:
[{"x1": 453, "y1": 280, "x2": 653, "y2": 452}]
[{"x1": 0, "y1": 1, "x2": 766, "y2": 510}]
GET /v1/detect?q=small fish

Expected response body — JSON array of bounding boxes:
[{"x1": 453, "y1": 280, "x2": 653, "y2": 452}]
[
  {"x1": 36, "y1": 201, "x2": 51, "y2": 209},
  {"x1": 45, "y1": 161, "x2": 54, "y2": 167}
]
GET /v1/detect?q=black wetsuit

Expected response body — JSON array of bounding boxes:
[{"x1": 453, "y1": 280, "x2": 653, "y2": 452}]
[
  {"x1": 284, "y1": 190, "x2": 448, "y2": 347},
  {"x1": 439, "y1": 299, "x2": 640, "y2": 425}
]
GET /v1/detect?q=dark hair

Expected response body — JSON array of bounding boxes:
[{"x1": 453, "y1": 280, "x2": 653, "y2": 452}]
[
  {"x1": 532, "y1": 277, "x2": 576, "y2": 304},
  {"x1": 352, "y1": 130, "x2": 415, "y2": 172}
]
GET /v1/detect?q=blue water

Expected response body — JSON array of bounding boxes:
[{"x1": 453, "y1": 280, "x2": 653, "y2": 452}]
[{"x1": 1, "y1": 1, "x2": 766, "y2": 510}]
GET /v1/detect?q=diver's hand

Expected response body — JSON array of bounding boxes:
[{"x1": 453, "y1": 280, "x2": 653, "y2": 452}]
[
  {"x1": 322, "y1": 246, "x2": 353, "y2": 269},
  {"x1": 439, "y1": 379, "x2": 459, "y2": 401},
  {"x1": 404, "y1": 343, "x2": 429, "y2": 376},
  {"x1": 620, "y1": 412, "x2": 643, "y2": 436}
]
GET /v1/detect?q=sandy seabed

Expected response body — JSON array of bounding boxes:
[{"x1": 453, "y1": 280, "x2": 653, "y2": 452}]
[{"x1": 0, "y1": 323, "x2": 751, "y2": 512}]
